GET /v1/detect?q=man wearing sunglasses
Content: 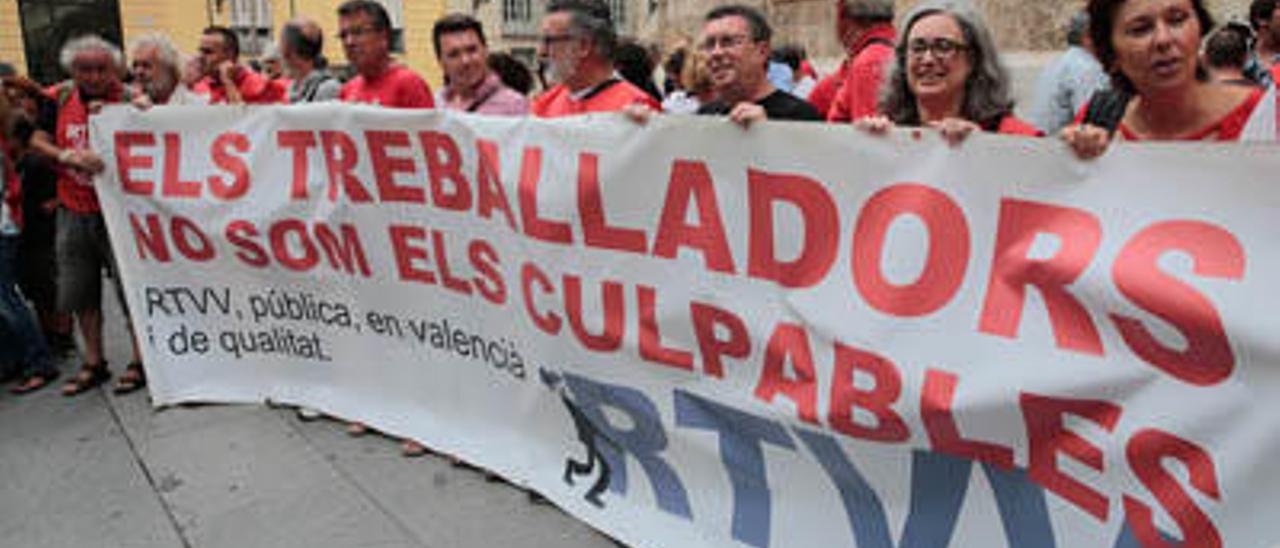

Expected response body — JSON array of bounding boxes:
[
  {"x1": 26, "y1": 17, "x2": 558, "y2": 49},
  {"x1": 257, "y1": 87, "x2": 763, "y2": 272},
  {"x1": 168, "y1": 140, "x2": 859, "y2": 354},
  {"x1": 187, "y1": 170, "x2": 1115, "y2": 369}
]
[
  {"x1": 532, "y1": 0, "x2": 658, "y2": 117},
  {"x1": 695, "y1": 4, "x2": 821, "y2": 125}
]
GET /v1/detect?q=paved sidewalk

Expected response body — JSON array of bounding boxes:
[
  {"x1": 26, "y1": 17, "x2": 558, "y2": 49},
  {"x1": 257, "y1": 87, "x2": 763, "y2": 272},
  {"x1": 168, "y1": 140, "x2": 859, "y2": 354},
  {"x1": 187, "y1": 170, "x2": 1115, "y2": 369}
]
[{"x1": 0, "y1": 289, "x2": 618, "y2": 548}]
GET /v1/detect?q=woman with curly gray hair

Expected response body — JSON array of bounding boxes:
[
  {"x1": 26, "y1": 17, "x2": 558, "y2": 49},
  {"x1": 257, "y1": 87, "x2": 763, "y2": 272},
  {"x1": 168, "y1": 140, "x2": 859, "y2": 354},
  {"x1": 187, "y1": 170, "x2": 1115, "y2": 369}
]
[{"x1": 857, "y1": 0, "x2": 1041, "y2": 143}]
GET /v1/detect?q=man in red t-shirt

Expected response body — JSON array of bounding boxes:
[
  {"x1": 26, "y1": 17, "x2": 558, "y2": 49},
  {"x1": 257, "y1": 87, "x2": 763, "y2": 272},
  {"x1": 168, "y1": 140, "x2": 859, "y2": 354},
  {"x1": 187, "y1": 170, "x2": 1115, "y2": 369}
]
[
  {"x1": 819, "y1": 0, "x2": 896, "y2": 122},
  {"x1": 196, "y1": 26, "x2": 288, "y2": 105},
  {"x1": 25, "y1": 36, "x2": 146, "y2": 395},
  {"x1": 336, "y1": 0, "x2": 434, "y2": 108},
  {"x1": 532, "y1": 0, "x2": 659, "y2": 117},
  {"x1": 334, "y1": 1, "x2": 434, "y2": 456}
]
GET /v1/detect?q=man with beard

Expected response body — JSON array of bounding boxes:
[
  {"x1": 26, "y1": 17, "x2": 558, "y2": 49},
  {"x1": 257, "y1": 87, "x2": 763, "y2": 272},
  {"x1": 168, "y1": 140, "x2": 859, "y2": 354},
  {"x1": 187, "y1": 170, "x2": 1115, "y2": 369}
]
[
  {"x1": 532, "y1": 0, "x2": 658, "y2": 117},
  {"x1": 433, "y1": 14, "x2": 528, "y2": 115},
  {"x1": 24, "y1": 36, "x2": 146, "y2": 395},
  {"x1": 695, "y1": 5, "x2": 822, "y2": 124},
  {"x1": 129, "y1": 34, "x2": 208, "y2": 107},
  {"x1": 337, "y1": 0, "x2": 434, "y2": 108}
]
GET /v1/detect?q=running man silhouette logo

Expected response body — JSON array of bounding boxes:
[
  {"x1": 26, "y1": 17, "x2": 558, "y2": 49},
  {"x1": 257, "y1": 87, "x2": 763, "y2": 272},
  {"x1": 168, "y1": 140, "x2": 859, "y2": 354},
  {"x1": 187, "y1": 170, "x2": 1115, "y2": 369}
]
[{"x1": 540, "y1": 367, "x2": 618, "y2": 508}]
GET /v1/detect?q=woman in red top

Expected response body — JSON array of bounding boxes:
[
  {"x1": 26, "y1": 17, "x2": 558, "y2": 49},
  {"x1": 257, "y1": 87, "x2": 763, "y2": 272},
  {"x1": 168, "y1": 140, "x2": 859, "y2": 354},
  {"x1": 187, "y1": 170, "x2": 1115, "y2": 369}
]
[
  {"x1": 1065, "y1": 0, "x2": 1274, "y2": 158},
  {"x1": 857, "y1": 0, "x2": 1042, "y2": 143}
]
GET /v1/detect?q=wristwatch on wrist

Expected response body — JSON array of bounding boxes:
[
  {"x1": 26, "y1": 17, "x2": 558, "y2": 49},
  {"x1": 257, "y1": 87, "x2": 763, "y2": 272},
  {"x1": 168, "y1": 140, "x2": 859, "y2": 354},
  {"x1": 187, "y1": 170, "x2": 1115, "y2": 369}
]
[{"x1": 57, "y1": 149, "x2": 74, "y2": 164}]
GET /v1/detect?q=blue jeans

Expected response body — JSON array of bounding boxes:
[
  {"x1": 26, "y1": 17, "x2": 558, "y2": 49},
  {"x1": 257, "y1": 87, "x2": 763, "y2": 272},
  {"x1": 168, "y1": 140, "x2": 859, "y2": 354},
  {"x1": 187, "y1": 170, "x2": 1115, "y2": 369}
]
[{"x1": 0, "y1": 235, "x2": 55, "y2": 378}]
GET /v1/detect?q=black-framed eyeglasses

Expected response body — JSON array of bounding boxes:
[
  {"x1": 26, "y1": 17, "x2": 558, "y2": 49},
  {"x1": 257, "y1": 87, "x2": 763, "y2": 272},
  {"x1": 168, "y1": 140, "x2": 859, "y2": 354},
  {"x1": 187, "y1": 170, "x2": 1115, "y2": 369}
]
[
  {"x1": 907, "y1": 38, "x2": 969, "y2": 60},
  {"x1": 698, "y1": 33, "x2": 752, "y2": 53}
]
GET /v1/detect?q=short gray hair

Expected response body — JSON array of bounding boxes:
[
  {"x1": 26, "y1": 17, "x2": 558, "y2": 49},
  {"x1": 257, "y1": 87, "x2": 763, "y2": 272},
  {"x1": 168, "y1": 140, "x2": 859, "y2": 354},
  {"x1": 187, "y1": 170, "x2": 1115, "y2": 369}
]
[
  {"x1": 879, "y1": 0, "x2": 1014, "y2": 128},
  {"x1": 59, "y1": 35, "x2": 124, "y2": 73},
  {"x1": 129, "y1": 33, "x2": 184, "y2": 80},
  {"x1": 547, "y1": 0, "x2": 617, "y2": 59}
]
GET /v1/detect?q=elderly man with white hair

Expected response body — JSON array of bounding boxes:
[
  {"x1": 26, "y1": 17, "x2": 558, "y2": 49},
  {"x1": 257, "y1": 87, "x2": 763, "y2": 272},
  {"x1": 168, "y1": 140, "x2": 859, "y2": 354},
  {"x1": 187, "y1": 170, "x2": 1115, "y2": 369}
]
[
  {"x1": 25, "y1": 35, "x2": 147, "y2": 397},
  {"x1": 129, "y1": 33, "x2": 208, "y2": 107}
]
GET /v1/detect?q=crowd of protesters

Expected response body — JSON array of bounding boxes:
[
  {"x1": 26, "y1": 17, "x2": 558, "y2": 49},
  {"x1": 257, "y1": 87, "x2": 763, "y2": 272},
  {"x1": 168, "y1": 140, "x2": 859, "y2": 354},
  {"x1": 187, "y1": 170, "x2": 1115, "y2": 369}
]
[{"x1": 1, "y1": 0, "x2": 1278, "y2": 464}]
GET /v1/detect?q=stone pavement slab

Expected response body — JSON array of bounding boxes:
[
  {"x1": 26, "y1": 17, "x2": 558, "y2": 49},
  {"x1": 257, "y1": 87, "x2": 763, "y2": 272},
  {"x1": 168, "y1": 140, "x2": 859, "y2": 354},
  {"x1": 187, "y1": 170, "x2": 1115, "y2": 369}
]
[{"x1": 0, "y1": 284, "x2": 619, "y2": 548}]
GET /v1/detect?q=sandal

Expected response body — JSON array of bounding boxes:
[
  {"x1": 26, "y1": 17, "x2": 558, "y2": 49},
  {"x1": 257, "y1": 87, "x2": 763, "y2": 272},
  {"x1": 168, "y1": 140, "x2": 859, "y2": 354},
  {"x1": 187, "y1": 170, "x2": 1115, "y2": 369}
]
[
  {"x1": 11, "y1": 370, "x2": 60, "y2": 395},
  {"x1": 113, "y1": 362, "x2": 147, "y2": 395},
  {"x1": 62, "y1": 364, "x2": 111, "y2": 397}
]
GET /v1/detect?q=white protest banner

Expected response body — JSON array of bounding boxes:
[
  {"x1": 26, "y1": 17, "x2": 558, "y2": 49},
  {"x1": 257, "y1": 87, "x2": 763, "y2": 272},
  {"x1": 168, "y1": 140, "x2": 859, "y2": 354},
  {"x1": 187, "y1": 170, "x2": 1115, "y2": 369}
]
[{"x1": 91, "y1": 104, "x2": 1280, "y2": 548}]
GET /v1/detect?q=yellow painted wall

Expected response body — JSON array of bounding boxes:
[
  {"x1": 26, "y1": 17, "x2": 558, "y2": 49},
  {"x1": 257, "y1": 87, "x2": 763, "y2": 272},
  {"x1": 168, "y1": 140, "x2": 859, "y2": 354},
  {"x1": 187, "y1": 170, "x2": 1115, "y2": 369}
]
[
  {"x1": 119, "y1": 0, "x2": 212, "y2": 56},
  {"x1": 1, "y1": 0, "x2": 28, "y2": 72}
]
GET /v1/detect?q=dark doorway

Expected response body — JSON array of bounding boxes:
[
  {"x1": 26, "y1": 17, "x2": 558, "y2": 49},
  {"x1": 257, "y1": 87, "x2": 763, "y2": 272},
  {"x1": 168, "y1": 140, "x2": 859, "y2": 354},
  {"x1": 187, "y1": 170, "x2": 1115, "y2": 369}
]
[{"x1": 18, "y1": 0, "x2": 124, "y2": 85}]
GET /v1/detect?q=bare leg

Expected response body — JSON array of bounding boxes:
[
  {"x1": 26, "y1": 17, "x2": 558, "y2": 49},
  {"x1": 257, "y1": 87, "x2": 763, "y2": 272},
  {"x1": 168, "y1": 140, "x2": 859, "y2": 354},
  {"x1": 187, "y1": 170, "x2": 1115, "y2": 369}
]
[{"x1": 77, "y1": 309, "x2": 104, "y2": 366}]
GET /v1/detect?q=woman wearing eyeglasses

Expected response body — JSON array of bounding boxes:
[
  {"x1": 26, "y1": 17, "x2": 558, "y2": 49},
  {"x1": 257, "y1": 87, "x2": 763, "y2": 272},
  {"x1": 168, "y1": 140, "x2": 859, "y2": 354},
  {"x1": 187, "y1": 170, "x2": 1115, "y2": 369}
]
[
  {"x1": 1063, "y1": 0, "x2": 1276, "y2": 159},
  {"x1": 857, "y1": 0, "x2": 1041, "y2": 144}
]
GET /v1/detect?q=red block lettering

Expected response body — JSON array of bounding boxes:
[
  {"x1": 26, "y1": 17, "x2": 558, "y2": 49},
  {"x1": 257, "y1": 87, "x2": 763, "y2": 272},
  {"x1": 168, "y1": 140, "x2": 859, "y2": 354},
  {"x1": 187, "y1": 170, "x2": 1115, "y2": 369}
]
[
  {"x1": 518, "y1": 147, "x2": 572, "y2": 244},
  {"x1": 1110, "y1": 221, "x2": 1243, "y2": 386},
  {"x1": 852, "y1": 183, "x2": 969, "y2": 317},
  {"x1": 469, "y1": 239, "x2": 506, "y2": 305},
  {"x1": 226, "y1": 220, "x2": 268, "y2": 267},
  {"x1": 278, "y1": 130, "x2": 317, "y2": 200},
  {"x1": 690, "y1": 301, "x2": 751, "y2": 378},
  {"x1": 321, "y1": 131, "x2": 372, "y2": 202},
  {"x1": 388, "y1": 225, "x2": 436, "y2": 284},
  {"x1": 637, "y1": 285, "x2": 694, "y2": 371},
  {"x1": 754, "y1": 323, "x2": 819, "y2": 424},
  {"x1": 210, "y1": 132, "x2": 251, "y2": 200},
  {"x1": 563, "y1": 275, "x2": 625, "y2": 352},
  {"x1": 578, "y1": 152, "x2": 647, "y2": 253},
  {"x1": 367, "y1": 131, "x2": 423, "y2": 203},
  {"x1": 1123, "y1": 429, "x2": 1222, "y2": 548},
  {"x1": 432, "y1": 230, "x2": 473, "y2": 295},
  {"x1": 979, "y1": 199, "x2": 1104, "y2": 355},
  {"x1": 521, "y1": 262, "x2": 561, "y2": 334},
  {"x1": 115, "y1": 132, "x2": 155, "y2": 195},
  {"x1": 829, "y1": 344, "x2": 909, "y2": 442},
  {"x1": 420, "y1": 131, "x2": 473, "y2": 211},
  {"x1": 475, "y1": 139, "x2": 518, "y2": 230},
  {"x1": 1021, "y1": 392, "x2": 1122, "y2": 521},
  {"x1": 747, "y1": 169, "x2": 839, "y2": 288},
  {"x1": 162, "y1": 133, "x2": 201, "y2": 198},
  {"x1": 652, "y1": 160, "x2": 735, "y2": 274},
  {"x1": 921, "y1": 369, "x2": 1015, "y2": 468}
]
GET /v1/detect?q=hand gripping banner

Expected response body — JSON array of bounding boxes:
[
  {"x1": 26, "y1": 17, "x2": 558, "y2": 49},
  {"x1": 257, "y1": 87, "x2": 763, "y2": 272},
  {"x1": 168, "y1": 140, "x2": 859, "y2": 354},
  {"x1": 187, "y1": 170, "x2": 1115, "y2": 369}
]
[{"x1": 91, "y1": 104, "x2": 1280, "y2": 548}]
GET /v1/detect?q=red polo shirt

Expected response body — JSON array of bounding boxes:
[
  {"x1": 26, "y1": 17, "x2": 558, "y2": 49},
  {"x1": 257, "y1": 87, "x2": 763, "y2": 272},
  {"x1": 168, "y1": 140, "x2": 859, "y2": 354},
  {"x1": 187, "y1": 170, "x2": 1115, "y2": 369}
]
[
  {"x1": 339, "y1": 64, "x2": 434, "y2": 108},
  {"x1": 827, "y1": 24, "x2": 897, "y2": 123},
  {"x1": 532, "y1": 78, "x2": 660, "y2": 118},
  {"x1": 202, "y1": 68, "x2": 288, "y2": 104}
]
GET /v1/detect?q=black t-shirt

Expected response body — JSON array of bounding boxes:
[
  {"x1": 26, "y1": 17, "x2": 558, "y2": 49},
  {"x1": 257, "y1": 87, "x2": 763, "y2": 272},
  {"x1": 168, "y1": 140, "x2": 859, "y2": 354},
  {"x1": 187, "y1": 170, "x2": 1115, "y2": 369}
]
[
  {"x1": 15, "y1": 96, "x2": 60, "y2": 242},
  {"x1": 696, "y1": 90, "x2": 823, "y2": 122}
]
